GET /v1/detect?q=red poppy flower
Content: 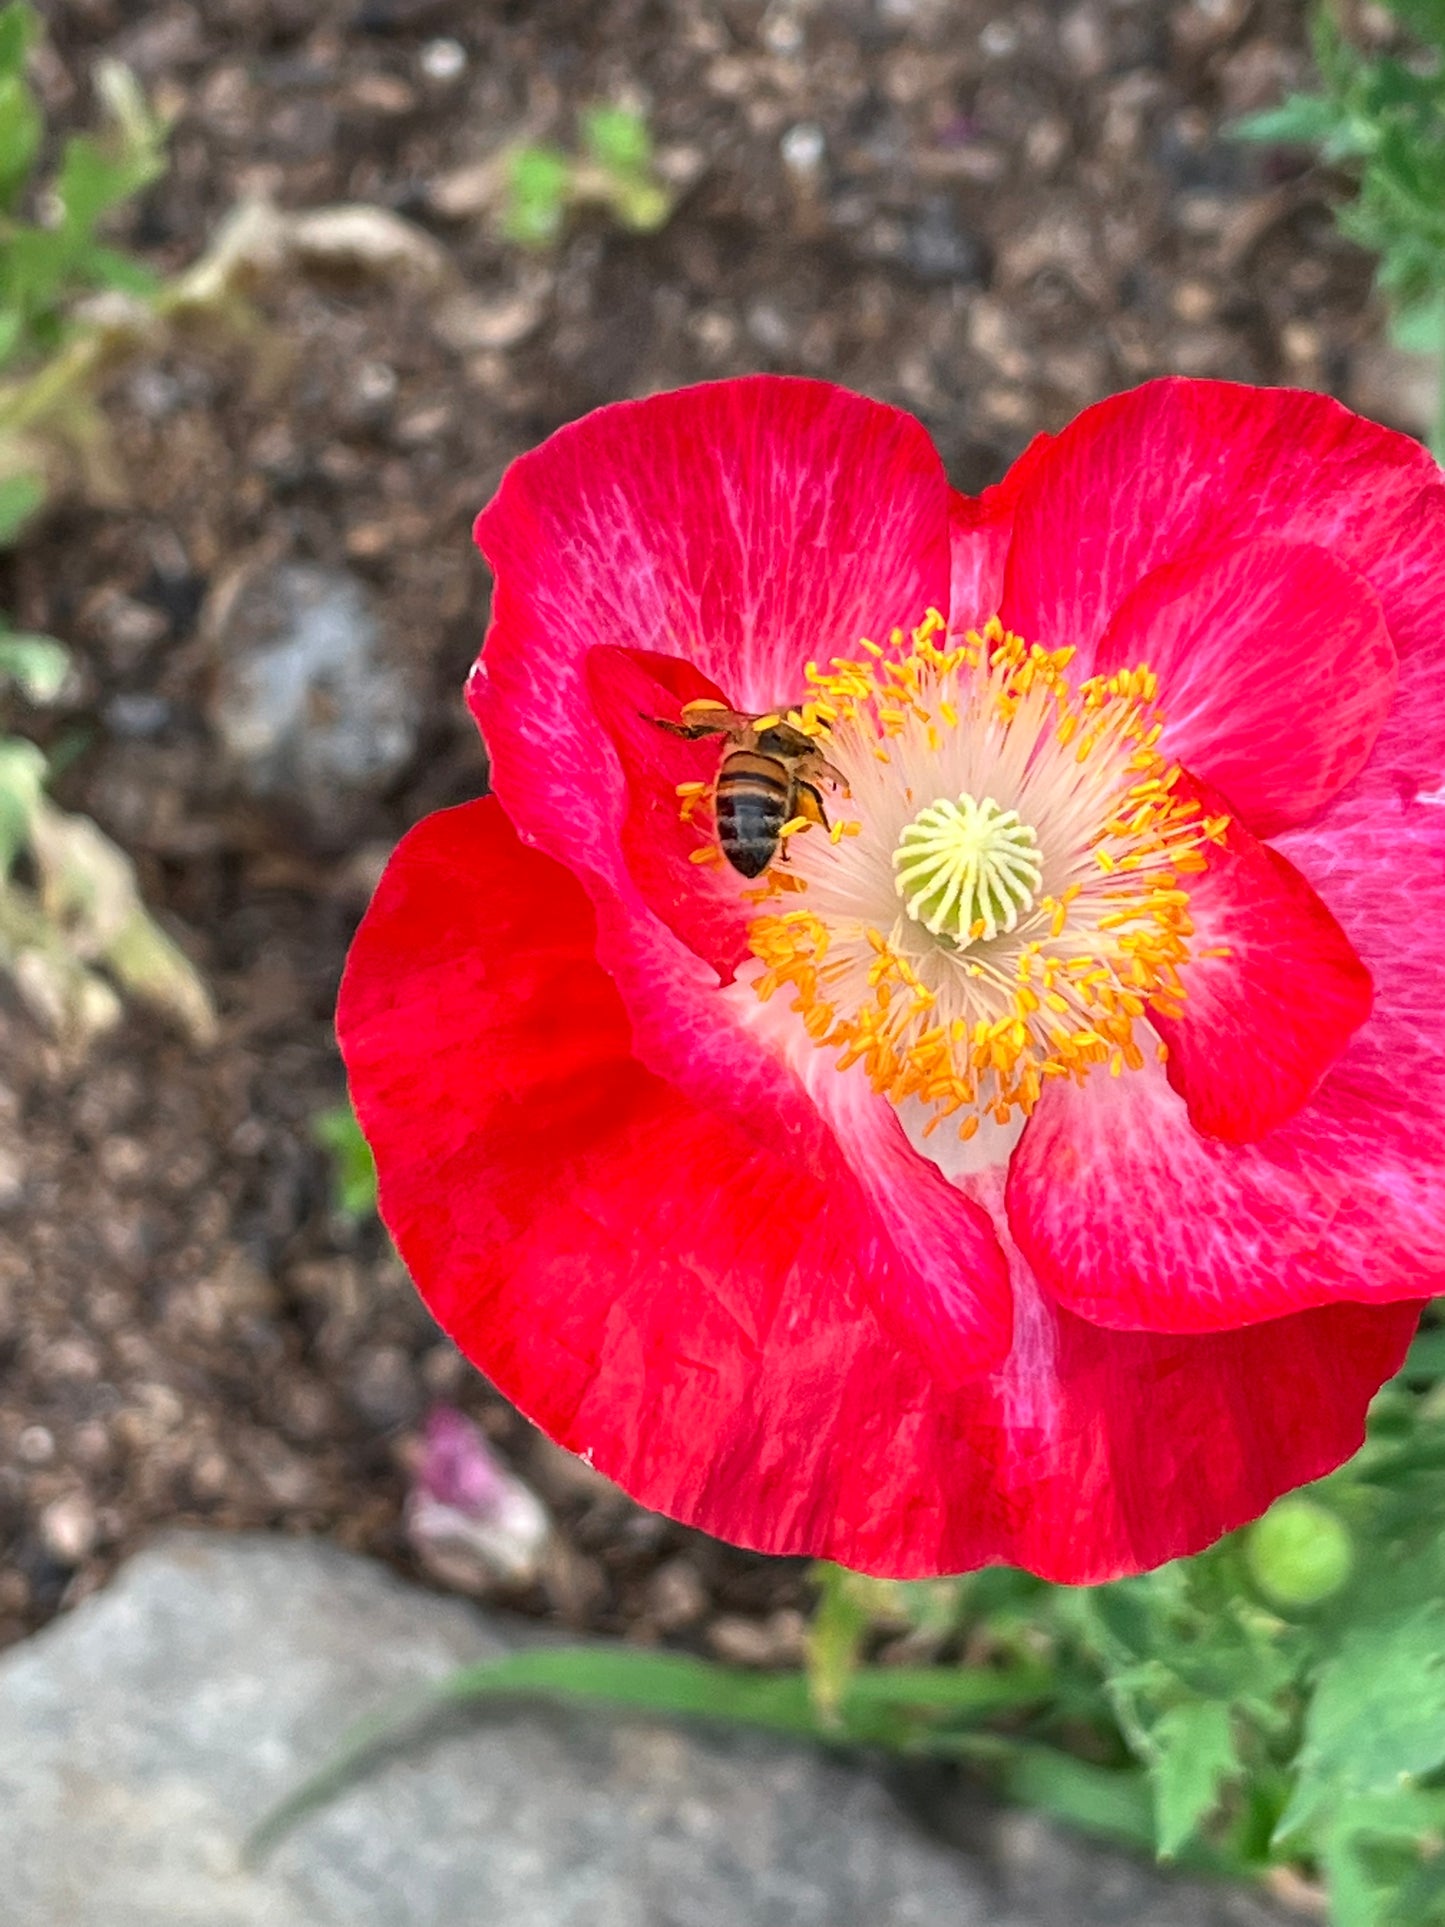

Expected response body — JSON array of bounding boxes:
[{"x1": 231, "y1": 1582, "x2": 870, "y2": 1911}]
[{"x1": 338, "y1": 376, "x2": 1444, "y2": 1582}]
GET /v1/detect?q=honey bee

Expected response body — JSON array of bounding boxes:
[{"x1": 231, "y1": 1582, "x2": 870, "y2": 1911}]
[{"x1": 654, "y1": 701, "x2": 846, "y2": 878}]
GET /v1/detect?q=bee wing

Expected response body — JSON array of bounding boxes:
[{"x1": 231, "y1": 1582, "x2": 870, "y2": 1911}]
[
  {"x1": 650, "y1": 705, "x2": 756, "y2": 740},
  {"x1": 683, "y1": 705, "x2": 759, "y2": 730}
]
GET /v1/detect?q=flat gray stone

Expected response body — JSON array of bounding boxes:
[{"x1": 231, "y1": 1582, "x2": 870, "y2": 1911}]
[
  {"x1": 0, "y1": 1534, "x2": 1291, "y2": 1927},
  {"x1": 208, "y1": 561, "x2": 420, "y2": 835}
]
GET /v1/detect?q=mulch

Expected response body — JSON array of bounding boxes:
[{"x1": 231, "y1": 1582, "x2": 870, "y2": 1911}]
[{"x1": 0, "y1": 0, "x2": 1400, "y2": 1649}]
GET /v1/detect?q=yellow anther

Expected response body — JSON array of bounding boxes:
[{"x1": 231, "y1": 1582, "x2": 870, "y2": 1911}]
[{"x1": 734, "y1": 612, "x2": 1223, "y2": 1135}]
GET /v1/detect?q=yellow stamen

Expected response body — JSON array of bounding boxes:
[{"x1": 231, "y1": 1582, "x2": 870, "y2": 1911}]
[{"x1": 729, "y1": 610, "x2": 1221, "y2": 1131}]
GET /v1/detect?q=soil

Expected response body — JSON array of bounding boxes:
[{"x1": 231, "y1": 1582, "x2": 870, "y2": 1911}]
[{"x1": 0, "y1": 0, "x2": 1407, "y2": 1651}]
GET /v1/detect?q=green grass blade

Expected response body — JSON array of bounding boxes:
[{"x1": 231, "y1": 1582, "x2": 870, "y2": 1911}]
[
  {"x1": 428, "y1": 1644, "x2": 823, "y2": 1732},
  {"x1": 246, "y1": 1643, "x2": 1051, "y2": 1861},
  {"x1": 246, "y1": 1646, "x2": 823, "y2": 1860}
]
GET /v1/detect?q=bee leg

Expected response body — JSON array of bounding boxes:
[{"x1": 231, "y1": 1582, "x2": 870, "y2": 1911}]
[
  {"x1": 795, "y1": 782, "x2": 830, "y2": 831},
  {"x1": 650, "y1": 715, "x2": 725, "y2": 741}
]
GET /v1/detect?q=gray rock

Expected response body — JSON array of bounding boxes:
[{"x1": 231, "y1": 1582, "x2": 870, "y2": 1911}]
[
  {"x1": 991, "y1": 1812, "x2": 1287, "y2": 1927},
  {"x1": 208, "y1": 562, "x2": 419, "y2": 835},
  {"x1": 0, "y1": 1535, "x2": 1292, "y2": 1927}
]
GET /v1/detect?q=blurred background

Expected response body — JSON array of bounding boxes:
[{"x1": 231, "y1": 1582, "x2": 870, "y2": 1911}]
[{"x1": 0, "y1": 0, "x2": 1430, "y2": 1678}]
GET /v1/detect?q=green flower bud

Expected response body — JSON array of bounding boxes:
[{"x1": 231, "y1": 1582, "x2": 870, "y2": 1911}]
[{"x1": 1246, "y1": 1497, "x2": 1353, "y2": 1608}]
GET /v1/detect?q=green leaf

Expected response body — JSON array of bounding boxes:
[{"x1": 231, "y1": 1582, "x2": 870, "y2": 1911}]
[
  {"x1": 1315, "y1": 1790, "x2": 1445, "y2": 1927},
  {"x1": 0, "y1": 64, "x2": 41, "y2": 210},
  {"x1": 502, "y1": 145, "x2": 572, "y2": 247},
  {"x1": 0, "y1": 732, "x2": 46, "y2": 872},
  {"x1": 0, "y1": 471, "x2": 45, "y2": 545},
  {"x1": 56, "y1": 134, "x2": 150, "y2": 236},
  {"x1": 0, "y1": 224, "x2": 72, "y2": 318},
  {"x1": 0, "y1": 0, "x2": 38, "y2": 206},
  {"x1": 581, "y1": 104, "x2": 653, "y2": 176},
  {"x1": 0, "y1": 630, "x2": 68, "y2": 701},
  {"x1": 311, "y1": 1101, "x2": 378, "y2": 1222},
  {"x1": 1400, "y1": 1322, "x2": 1445, "y2": 1382},
  {"x1": 72, "y1": 242, "x2": 162, "y2": 300},
  {"x1": 1149, "y1": 1701, "x2": 1240, "y2": 1857},
  {"x1": 602, "y1": 175, "x2": 672, "y2": 234},
  {"x1": 0, "y1": 2, "x2": 37, "y2": 77},
  {"x1": 1278, "y1": 1600, "x2": 1445, "y2": 1839},
  {"x1": 998, "y1": 1744, "x2": 1158, "y2": 1853},
  {"x1": 1391, "y1": 0, "x2": 1445, "y2": 54},
  {"x1": 1229, "y1": 92, "x2": 1351, "y2": 148}
]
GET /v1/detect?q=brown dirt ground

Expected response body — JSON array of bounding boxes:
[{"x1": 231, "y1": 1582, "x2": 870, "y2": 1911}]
[{"x1": 0, "y1": 0, "x2": 1410, "y2": 1651}]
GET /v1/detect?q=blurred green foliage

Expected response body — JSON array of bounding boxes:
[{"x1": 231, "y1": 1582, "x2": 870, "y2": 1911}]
[
  {"x1": 312, "y1": 1100, "x2": 379, "y2": 1223},
  {"x1": 815, "y1": 1337, "x2": 1445, "y2": 1925},
  {"x1": 262, "y1": 1328, "x2": 1445, "y2": 1926},
  {"x1": 502, "y1": 104, "x2": 672, "y2": 248},
  {"x1": 1234, "y1": 0, "x2": 1445, "y2": 457},
  {"x1": 0, "y1": 1, "x2": 215, "y2": 1049},
  {"x1": 0, "y1": 0, "x2": 168, "y2": 528}
]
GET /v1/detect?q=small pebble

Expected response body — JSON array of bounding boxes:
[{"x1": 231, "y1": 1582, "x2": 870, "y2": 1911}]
[
  {"x1": 105, "y1": 693, "x2": 173, "y2": 739},
  {"x1": 0, "y1": 1148, "x2": 23, "y2": 1211},
  {"x1": 646, "y1": 1558, "x2": 708, "y2": 1631},
  {"x1": 39, "y1": 1492, "x2": 98, "y2": 1566},
  {"x1": 348, "y1": 72, "x2": 416, "y2": 115},
  {"x1": 707, "y1": 1609, "x2": 808, "y2": 1668},
  {"x1": 746, "y1": 301, "x2": 792, "y2": 353},
  {"x1": 350, "y1": 1345, "x2": 421, "y2": 1429},
  {"x1": 762, "y1": 8, "x2": 804, "y2": 55},
  {"x1": 781, "y1": 123, "x2": 825, "y2": 174},
  {"x1": 1281, "y1": 320, "x2": 1321, "y2": 364},
  {"x1": 419, "y1": 36, "x2": 466, "y2": 82},
  {"x1": 979, "y1": 17, "x2": 1020, "y2": 57},
  {"x1": 17, "y1": 1426, "x2": 55, "y2": 1466},
  {"x1": 1170, "y1": 280, "x2": 1217, "y2": 324},
  {"x1": 71, "y1": 1423, "x2": 113, "y2": 1470},
  {"x1": 353, "y1": 360, "x2": 398, "y2": 408},
  {"x1": 88, "y1": 590, "x2": 169, "y2": 658}
]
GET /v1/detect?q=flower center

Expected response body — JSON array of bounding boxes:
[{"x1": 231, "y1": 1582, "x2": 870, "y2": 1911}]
[
  {"x1": 678, "y1": 611, "x2": 1229, "y2": 1139},
  {"x1": 892, "y1": 794, "x2": 1043, "y2": 945}
]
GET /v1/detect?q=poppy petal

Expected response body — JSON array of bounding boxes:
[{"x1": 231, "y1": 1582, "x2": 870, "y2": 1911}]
[
  {"x1": 338, "y1": 795, "x2": 1418, "y2": 1581},
  {"x1": 1149, "y1": 779, "x2": 1372, "y2": 1143},
  {"x1": 1009, "y1": 794, "x2": 1445, "y2": 1330},
  {"x1": 470, "y1": 376, "x2": 951, "y2": 903},
  {"x1": 341, "y1": 796, "x2": 1012, "y2": 1383},
  {"x1": 1000, "y1": 379, "x2": 1445, "y2": 670},
  {"x1": 583, "y1": 644, "x2": 755, "y2": 982},
  {"x1": 1095, "y1": 538, "x2": 1396, "y2": 837},
  {"x1": 948, "y1": 430, "x2": 1055, "y2": 632},
  {"x1": 1335, "y1": 615, "x2": 1445, "y2": 811}
]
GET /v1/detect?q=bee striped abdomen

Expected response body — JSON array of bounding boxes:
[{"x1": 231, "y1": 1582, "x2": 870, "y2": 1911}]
[{"x1": 714, "y1": 750, "x2": 791, "y2": 877}]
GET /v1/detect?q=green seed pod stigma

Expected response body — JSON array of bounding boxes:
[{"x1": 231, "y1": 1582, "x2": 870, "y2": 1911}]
[
  {"x1": 1246, "y1": 1497, "x2": 1354, "y2": 1608},
  {"x1": 892, "y1": 793, "x2": 1044, "y2": 946}
]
